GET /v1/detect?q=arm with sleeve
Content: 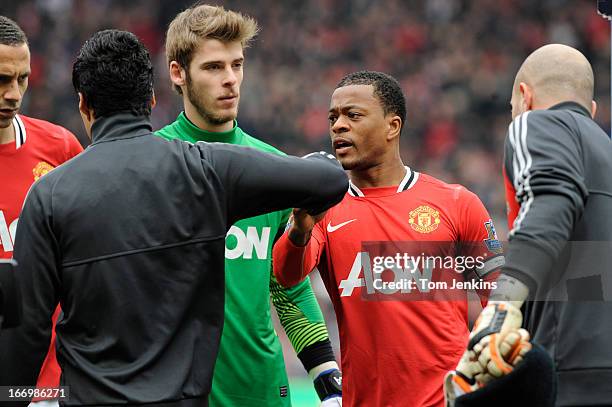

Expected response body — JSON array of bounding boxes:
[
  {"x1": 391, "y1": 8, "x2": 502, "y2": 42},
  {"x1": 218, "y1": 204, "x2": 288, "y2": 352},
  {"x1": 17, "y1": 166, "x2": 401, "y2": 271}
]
[
  {"x1": 273, "y1": 219, "x2": 327, "y2": 288},
  {"x1": 206, "y1": 145, "x2": 347, "y2": 225},
  {"x1": 271, "y1": 217, "x2": 341, "y2": 403},
  {"x1": 269, "y1": 213, "x2": 336, "y2": 371},
  {"x1": 501, "y1": 111, "x2": 587, "y2": 295},
  {"x1": 457, "y1": 188, "x2": 504, "y2": 306}
]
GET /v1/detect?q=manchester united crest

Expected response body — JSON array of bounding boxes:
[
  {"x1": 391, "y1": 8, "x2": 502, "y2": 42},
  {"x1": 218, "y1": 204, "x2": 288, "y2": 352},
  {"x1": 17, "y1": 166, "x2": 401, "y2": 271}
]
[
  {"x1": 408, "y1": 205, "x2": 441, "y2": 233},
  {"x1": 33, "y1": 162, "x2": 55, "y2": 181}
]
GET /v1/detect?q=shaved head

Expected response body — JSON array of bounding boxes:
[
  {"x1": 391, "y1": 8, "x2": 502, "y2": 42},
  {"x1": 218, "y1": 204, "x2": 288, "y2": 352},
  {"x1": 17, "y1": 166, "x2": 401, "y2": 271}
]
[{"x1": 511, "y1": 44, "x2": 595, "y2": 118}]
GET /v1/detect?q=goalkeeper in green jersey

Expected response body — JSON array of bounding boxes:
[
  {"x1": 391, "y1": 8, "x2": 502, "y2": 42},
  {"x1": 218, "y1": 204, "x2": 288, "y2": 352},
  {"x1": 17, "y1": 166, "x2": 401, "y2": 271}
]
[{"x1": 156, "y1": 4, "x2": 342, "y2": 407}]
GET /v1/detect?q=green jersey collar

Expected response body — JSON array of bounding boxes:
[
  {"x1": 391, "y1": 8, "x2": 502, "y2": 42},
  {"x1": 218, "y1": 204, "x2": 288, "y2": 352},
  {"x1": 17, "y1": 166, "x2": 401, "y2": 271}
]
[{"x1": 177, "y1": 111, "x2": 242, "y2": 143}]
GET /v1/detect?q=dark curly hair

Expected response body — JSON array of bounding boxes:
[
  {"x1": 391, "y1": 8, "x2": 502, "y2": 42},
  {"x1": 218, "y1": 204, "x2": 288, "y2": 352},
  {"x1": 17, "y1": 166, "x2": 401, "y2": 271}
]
[
  {"x1": 336, "y1": 71, "x2": 407, "y2": 131},
  {"x1": 0, "y1": 16, "x2": 27, "y2": 46},
  {"x1": 72, "y1": 29, "x2": 154, "y2": 118}
]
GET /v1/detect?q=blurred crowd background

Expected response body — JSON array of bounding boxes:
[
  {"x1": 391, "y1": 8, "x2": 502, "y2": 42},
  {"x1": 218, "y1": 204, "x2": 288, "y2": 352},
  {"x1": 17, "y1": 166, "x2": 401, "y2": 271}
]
[{"x1": 1, "y1": 0, "x2": 609, "y2": 404}]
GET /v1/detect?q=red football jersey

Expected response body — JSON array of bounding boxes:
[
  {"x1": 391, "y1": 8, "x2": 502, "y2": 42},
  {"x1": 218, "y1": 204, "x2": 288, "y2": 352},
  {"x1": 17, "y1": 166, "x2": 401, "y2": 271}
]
[
  {"x1": 274, "y1": 168, "x2": 503, "y2": 407},
  {"x1": 0, "y1": 114, "x2": 82, "y2": 258},
  {"x1": 0, "y1": 114, "x2": 82, "y2": 396}
]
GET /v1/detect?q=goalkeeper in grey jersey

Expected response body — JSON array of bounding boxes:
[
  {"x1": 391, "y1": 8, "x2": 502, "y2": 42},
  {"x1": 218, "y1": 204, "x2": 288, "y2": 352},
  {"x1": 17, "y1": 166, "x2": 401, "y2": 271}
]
[{"x1": 446, "y1": 44, "x2": 612, "y2": 407}]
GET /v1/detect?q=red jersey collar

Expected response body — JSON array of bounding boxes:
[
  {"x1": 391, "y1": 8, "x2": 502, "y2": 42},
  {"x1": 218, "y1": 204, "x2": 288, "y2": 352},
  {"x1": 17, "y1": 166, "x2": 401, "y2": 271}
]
[
  {"x1": 0, "y1": 115, "x2": 27, "y2": 154},
  {"x1": 14, "y1": 115, "x2": 26, "y2": 149},
  {"x1": 347, "y1": 166, "x2": 419, "y2": 197}
]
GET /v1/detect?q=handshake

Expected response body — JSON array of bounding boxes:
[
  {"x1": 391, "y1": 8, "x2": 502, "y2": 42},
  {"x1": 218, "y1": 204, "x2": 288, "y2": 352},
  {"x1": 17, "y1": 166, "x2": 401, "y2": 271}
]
[{"x1": 444, "y1": 301, "x2": 532, "y2": 406}]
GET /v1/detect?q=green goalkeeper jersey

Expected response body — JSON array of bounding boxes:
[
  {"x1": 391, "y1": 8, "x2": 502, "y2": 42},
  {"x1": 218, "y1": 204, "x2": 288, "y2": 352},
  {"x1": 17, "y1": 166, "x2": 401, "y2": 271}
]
[{"x1": 156, "y1": 113, "x2": 330, "y2": 407}]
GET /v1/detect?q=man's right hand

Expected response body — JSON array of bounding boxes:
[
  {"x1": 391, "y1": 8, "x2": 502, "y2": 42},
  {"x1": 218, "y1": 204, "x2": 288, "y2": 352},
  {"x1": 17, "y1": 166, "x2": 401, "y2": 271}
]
[{"x1": 287, "y1": 208, "x2": 326, "y2": 247}]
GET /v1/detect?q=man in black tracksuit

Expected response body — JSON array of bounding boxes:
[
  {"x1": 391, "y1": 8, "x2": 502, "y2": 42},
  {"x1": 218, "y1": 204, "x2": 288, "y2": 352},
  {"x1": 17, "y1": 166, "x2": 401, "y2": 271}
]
[
  {"x1": 0, "y1": 30, "x2": 348, "y2": 406},
  {"x1": 455, "y1": 44, "x2": 612, "y2": 406}
]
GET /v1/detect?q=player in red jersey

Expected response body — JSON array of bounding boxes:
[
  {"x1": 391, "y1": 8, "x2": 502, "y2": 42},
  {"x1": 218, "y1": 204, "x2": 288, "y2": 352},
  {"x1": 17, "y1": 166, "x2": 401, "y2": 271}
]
[
  {"x1": 273, "y1": 71, "x2": 503, "y2": 407},
  {"x1": 0, "y1": 16, "x2": 82, "y2": 406}
]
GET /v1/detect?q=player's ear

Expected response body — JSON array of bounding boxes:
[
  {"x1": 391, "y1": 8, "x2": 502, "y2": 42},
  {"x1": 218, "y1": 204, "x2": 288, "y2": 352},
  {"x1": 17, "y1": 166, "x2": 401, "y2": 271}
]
[
  {"x1": 78, "y1": 92, "x2": 92, "y2": 121},
  {"x1": 151, "y1": 91, "x2": 157, "y2": 110},
  {"x1": 78, "y1": 92, "x2": 94, "y2": 141},
  {"x1": 386, "y1": 115, "x2": 402, "y2": 142},
  {"x1": 591, "y1": 100, "x2": 597, "y2": 119},
  {"x1": 519, "y1": 82, "x2": 533, "y2": 112},
  {"x1": 169, "y1": 61, "x2": 186, "y2": 88}
]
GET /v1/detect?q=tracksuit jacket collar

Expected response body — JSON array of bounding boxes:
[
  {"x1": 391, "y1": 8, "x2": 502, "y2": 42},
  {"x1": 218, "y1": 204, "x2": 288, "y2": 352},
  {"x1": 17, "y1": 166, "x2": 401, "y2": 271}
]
[
  {"x1": 90, "y1": 113, "x2": 153, "y2": 145},
  {"x1": 549, "y1": 101, "x2": 592, "y2": 117}
]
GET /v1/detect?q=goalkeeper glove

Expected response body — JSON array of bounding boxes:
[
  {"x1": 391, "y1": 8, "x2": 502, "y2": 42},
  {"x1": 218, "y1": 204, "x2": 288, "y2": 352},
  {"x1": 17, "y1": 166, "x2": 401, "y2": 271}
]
[
  {"x1": 469, "y1": 301, "x2": 524, "y2": 379},
  {"x1": 474, "y1": 328, "x2": 532, "y2": 384},
  {"x1": 314, "y1": 368, "x2": 342, "y2": 406},
  {"x1": 444, "y1": 329, "x2": 531, "y2": 405},
  {"x1": 444, "y1": 301, "x2": 525, "y2": 405}
]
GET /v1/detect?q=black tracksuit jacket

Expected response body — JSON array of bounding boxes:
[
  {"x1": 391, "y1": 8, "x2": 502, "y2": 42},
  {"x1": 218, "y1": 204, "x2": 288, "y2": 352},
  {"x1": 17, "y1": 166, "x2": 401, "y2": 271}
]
[
  {"x1": 503, "y1": 102, "x2": 612, "y2": 405},
  {"x1": 0, "y1": 113, "x2": 348, "y2": 406}
]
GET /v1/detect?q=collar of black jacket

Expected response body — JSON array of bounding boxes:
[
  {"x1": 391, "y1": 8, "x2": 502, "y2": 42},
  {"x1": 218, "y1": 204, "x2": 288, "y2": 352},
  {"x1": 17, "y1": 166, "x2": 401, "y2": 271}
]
[
  {"x1": 548, "y1": 101, "x2": 592, "y2": 117},
  {"x1": 90, "y1": 113, "x2": 153, "y2": 144}
]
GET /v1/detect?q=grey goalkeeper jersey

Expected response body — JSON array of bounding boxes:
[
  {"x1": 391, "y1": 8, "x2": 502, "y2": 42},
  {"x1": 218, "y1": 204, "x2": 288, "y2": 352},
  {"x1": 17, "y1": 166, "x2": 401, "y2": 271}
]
[{"x1": 503, "y1": 102, "x2": 612, "y2": 405}]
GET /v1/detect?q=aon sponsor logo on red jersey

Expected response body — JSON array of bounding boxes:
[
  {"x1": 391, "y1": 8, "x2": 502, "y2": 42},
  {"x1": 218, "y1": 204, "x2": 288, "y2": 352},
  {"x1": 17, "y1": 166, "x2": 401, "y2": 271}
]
[
  {"x1": 339, "y1": 251, "x2": 433, "y2": 297},
  {"x1": 0, "y1": 211, "x2": 18, "y2": 254}
]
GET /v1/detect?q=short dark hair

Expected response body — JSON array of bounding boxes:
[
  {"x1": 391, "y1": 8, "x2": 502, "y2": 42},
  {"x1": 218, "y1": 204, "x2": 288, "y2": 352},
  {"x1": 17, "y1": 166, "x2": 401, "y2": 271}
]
[
  {"x1": 336, "y1": 71, "x2": 407, "y2": 130},
  {"x1": 72, "y1": 30, "x2": 154, "y2": 118},
  {"x1": 0, "y1": 16, "x2": 27, "y2": 46}
]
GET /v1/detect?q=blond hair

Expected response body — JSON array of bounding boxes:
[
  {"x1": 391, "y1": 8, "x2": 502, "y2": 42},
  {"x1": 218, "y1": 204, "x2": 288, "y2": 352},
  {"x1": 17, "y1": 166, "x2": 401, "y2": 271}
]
[{"x1": 165, "y1": 4, "x2": 259, "y2": 93}]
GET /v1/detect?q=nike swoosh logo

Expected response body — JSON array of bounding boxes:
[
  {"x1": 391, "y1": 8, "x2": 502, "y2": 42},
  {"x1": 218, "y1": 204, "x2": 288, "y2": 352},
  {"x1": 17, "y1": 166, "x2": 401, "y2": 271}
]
[{"x1": 327, "y1": 219, "x2": 356, "y2": 233}]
